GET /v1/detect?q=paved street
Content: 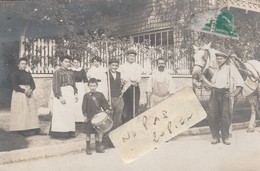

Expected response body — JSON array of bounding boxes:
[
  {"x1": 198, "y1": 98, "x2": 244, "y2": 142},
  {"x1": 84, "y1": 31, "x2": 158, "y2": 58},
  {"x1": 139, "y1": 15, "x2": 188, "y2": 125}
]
[{"x1": 1, "y1": 129, "x2": 260, "y2": 171}]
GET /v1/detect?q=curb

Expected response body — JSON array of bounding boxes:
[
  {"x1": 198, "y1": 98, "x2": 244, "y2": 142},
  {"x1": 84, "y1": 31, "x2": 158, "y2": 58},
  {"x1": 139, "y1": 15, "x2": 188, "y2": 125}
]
[
  {"x1": 0, "y1": 121, "x2": 259, "y2": 165},
  {"x1": 0, "y1": 141, "x2": 85, "y2": 165},
  {"x1": 180, "y1": 120, "x2": 260, "y2": 136}
]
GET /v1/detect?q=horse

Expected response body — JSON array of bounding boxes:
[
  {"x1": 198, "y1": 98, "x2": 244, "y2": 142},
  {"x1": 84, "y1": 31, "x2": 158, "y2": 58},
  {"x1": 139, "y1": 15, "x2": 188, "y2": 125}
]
[{"x1": 192, "y1": 43, "x2": 260, "y2": 132}]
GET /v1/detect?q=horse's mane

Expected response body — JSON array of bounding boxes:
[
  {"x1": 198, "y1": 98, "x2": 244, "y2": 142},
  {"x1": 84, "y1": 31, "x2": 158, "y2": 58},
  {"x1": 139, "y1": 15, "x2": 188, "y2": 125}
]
[{"x1": 229, "y1": 56, "x2": 248, "y2": 80}]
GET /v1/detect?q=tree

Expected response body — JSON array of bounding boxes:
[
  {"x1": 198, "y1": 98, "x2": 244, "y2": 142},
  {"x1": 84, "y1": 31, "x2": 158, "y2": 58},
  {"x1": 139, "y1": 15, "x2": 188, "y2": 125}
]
[{"x1": 152, "y1": 0, "x2": 260, "y2": 61}]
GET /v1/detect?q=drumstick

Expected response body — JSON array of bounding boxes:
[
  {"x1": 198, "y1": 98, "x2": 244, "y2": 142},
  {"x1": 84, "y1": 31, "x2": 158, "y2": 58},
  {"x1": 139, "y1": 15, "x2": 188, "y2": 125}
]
[{"x1": 133, "y1": 86, "x2": 136, "y2": 118}]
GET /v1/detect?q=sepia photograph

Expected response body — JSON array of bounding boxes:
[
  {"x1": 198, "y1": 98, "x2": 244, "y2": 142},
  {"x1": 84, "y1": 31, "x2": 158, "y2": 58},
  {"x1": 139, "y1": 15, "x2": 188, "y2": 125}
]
[{"x1": 0, "y1": 0, "x2": 259, "y2": 170}]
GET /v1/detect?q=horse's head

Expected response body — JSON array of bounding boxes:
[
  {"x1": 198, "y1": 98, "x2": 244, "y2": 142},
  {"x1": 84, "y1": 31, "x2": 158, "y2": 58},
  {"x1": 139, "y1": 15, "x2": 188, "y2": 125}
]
[{"x1": 191, "y1": 43, "x2": 211, "y2": 81}]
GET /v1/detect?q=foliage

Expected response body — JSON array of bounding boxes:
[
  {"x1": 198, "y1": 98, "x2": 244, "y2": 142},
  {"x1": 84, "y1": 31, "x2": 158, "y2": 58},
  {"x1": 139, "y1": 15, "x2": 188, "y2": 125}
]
[{"x1": 153, "y1": 0, "x2": 260, "y2": 61}]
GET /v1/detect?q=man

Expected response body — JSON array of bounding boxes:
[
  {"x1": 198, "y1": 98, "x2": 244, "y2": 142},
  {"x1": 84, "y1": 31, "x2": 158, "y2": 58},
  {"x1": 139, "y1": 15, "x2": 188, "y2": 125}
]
[
  {"x1": 146, "y1": 58, "x2": 175, "y2": 108},
  {"x1": 106, "y1": 58, "x2": 124, "y2": 129},
  {"x1": 209, "y1": 52, "x2": 243, "y2": 145},
  {"x1": 119, "y1": 49, "x2": 143, "y2": 123}
]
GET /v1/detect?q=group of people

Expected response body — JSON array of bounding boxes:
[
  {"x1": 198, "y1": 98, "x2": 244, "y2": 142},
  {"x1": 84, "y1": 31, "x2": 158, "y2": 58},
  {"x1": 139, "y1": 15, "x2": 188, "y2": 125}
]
[
  {"x1": 9, "y1": 48, "x2": 176, "y2": 155},
  {"x1": 8, "y1": 47, "x2": 245, "y2": 157}
]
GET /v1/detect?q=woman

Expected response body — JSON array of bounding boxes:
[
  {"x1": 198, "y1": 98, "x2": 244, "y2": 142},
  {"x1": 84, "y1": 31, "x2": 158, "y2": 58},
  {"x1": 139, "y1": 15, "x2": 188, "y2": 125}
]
[
  {"x1": 10, "y1": 57, "x2": 45, "y2": 136},
  {"x1": 71, "y1": 57, "x2": 88, "y2": 122},
  {"x1": 50, "y1": 55, "x2": 78, "y2": 138},
  {"x1": 87, "y1": 56, "x2": 108, "y2": 100}
]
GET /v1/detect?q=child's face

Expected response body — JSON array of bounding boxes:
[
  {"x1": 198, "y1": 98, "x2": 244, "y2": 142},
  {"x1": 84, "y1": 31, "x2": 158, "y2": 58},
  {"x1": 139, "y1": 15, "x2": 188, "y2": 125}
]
[
  {"x1": 88, "y1": 83, "x2": 98, "y2": 92},
  {"x1": 73, "y1": 60, "x2": 80, "y2": 68}
]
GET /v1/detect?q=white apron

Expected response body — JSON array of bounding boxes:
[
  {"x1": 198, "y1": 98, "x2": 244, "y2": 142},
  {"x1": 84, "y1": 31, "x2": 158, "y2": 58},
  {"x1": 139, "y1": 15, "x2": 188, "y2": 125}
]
[
  {"x1": 74, "y1": 82, "x2": 85, "y2": 122},
  {"x1": 9, "y1": 85, "x2": 39, "y2": 131},
  {"x1": 150, "y1": 76, "x2": 169, "y2": 107},
  {"x1": 51, "y1": 86, "x2": 75, "y2": 132}
]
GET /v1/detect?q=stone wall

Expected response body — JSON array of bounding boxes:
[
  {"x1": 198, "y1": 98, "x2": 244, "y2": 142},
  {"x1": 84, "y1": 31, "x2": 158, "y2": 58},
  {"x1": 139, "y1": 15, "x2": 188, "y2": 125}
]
[
  {"x1": 32, "y1": 75, "x2": 53, "y2": 110},
  {"x1": 32, "y1": 75, "x2": 193, "y2": 110}
]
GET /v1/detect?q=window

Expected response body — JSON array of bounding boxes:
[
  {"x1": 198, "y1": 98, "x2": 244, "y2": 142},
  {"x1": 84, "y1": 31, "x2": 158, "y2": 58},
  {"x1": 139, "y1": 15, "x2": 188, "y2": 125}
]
[
  {"x1": 134, "y1": 36, "x2": 139, "y2": 43},
  {"x1": 132, "y1": 29, "x2": 174, "y2": 47},
  {"x1": 156, "y1": 33, "x2": 161, "y2": 46},
  {"x1": 139, "y1": 36, "x2": 144, "y2": 43},
  {"x1": 162, "y1": 32, "x2": 167, "y2": 46},
  {"x1": 150, "y1": 34, "x2": 155, "y2": 46},
  {"x1": 168, "y1": 31, "x2": 173, "y2": 45}
]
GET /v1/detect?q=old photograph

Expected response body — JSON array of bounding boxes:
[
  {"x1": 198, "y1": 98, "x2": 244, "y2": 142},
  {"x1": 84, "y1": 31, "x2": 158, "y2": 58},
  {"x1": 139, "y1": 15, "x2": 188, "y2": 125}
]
[{"x1": 0, "y1": 0, "x2": 259, "y2": 170}]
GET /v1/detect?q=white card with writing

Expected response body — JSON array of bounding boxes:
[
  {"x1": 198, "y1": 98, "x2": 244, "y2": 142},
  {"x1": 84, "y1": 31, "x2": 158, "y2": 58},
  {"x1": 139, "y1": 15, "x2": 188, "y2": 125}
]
[{"x1": 109, "y1": 87, "x2": 207, "y2": 163}]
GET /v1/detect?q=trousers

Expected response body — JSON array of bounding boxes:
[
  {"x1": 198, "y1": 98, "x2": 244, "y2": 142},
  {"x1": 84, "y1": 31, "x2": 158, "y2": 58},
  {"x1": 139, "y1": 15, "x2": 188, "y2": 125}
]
[
  {"x1": 208, "y1": 88, "x2": 231, "y2": 139},
  {"x1": 111, "y1": 97, "x2": 124, "y2": 130},
  {"x1": 122, "y1": 86, "x2": 140, "y2": 124}
]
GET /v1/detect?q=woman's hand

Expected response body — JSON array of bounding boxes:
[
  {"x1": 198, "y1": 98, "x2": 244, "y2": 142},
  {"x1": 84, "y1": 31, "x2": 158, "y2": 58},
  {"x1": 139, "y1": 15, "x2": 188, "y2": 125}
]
[
  {"x1": 59, "y1": 96, "x2": 66, "y2": 104},
  {"x1": 75, "y1": 93, "x2": 79, "y2": 103},
  {"x1": 24, "y1": 89, "x2": 33, "y2": 98}
]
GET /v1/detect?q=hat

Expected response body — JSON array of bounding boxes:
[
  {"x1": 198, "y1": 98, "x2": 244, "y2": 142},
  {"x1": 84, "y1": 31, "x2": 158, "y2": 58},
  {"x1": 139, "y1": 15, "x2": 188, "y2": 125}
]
[
  {"x1": 88, "y1": 78, "x2": 101, "y2": 84},
  {"x1": 126, "y1": 49, "x2": 137, "y2": 55},
  {"x1": 109, "y1": 58, "x2": 119, "y2": 64},
  {"x1": 215, "y1": 52, "x2": 228, "y2": 58}
]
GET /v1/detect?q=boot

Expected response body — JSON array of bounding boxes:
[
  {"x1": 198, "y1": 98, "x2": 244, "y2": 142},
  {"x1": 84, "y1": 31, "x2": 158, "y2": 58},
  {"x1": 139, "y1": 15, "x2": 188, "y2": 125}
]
[
  {"x1": 96, "y1": 141, "x2": 105, "y2": 153},
  {"x1": 222, "y1": 138, "x2": 231, "y2": 145},
  {"x1": 85, "y1": 141, "x2": 92, "y2": 155}
]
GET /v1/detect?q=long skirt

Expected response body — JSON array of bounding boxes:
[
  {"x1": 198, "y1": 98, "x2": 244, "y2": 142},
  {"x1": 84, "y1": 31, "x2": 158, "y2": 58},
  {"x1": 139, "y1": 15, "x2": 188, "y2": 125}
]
[
  {"x1": 74, "y1": 82, "x2": 85, "y2": 122},
  {"x1": 51, "y1": 86, "x2": 75, "y2": 133},
  {"x1": 9, "y1": 85, "x2": 39, "y2": 131}
]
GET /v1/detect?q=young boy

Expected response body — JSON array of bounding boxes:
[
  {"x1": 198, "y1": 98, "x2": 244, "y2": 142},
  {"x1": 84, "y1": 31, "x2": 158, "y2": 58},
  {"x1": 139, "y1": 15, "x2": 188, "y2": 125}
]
[
  {"x1": 82, "y1": 78, "x2": 111, "y2": 155},
  {"x1": 106, "y1": 58, "x2": 124, "y2": 130}
]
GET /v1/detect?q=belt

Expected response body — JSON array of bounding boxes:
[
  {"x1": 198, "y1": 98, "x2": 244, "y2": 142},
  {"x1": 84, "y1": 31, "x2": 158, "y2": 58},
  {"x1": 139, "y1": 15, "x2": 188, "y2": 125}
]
[{"x1": 212, "y1": 88, "x2": 228, "y2": 94}]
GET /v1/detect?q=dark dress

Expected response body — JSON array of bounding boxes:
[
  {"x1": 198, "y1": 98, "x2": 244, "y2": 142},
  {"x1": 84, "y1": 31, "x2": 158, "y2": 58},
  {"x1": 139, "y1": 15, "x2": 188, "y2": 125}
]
[
  {"x1": 72, "y1": 68, "x2": 88, "y2": 122},
  {"x1": 9, "y1": 69, "x2": 39, "y2": 134},
  {"x1": 50, "y1": 67, "x2": 78, "y2": 138}
]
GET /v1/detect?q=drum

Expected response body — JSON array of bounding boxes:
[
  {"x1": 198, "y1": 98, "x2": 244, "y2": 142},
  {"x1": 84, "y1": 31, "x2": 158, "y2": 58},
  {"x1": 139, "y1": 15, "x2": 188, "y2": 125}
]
[{"x1": 91, "y1": 112, "x2": 113, "y2": 134}]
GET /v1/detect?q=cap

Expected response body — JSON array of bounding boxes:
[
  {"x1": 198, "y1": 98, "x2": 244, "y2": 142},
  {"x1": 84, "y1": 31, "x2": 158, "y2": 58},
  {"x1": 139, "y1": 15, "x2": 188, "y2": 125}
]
[
  {"x1": 88, "y1": 78, "x2": 101, "y2": 84},
  {"x1": 126, "y1": 49, "x2": 137, "y2": 55},
  {"x1": 109, "y1": 58, "x2": 119, "y2": 64},
  {"x1": 215, "y1": 52, "x2": 228, "y2": 58}
]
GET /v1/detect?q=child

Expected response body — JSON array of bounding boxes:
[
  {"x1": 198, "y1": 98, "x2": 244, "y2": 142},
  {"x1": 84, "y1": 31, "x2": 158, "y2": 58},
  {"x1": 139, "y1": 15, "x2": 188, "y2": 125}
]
[
  {"x1": 82, "y1": 78, "x2": 111, "y2": 155},
  {"x1": 106, "y1": 58, "x2": 124, "y2": 130}
]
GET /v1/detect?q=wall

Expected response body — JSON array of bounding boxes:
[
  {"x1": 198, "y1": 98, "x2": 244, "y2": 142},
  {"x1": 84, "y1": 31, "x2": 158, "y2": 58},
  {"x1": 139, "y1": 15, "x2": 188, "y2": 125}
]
[{"x1": 32, "y1": 75, "x2": 193, "y2": 110}]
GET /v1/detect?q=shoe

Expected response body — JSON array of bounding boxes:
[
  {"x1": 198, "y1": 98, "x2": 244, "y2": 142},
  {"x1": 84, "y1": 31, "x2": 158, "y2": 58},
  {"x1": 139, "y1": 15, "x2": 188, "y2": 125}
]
[
  {"x1": 211, "y1": 138, "x2": 220, "y2": 144},
  {"x1": 96, "y1": 143, "x2": 105, "y2": 153},
  {"x1": 222, "y1": 138, "x2": 231, "y2": 145},
  {"x1": 86, "y1": 145, "x2": 92, "y2": 155},
  {"x1": 86, "y1": 147, "x2": 92, "y2": 155},
  {"x1": 36, "y1": 130, "x2": 47, "y2": 136}
]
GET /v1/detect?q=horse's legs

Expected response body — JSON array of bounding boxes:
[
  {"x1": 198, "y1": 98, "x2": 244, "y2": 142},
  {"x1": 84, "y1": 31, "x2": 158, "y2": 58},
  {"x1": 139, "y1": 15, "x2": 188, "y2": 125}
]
[{"x1": 247, "y1": 95, "x2": 257, "y2": 132}]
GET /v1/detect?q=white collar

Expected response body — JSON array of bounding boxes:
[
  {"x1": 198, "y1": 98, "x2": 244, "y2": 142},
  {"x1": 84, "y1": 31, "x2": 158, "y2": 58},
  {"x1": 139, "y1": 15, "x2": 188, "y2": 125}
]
[{"x1": 71, "y1": 67, "x2": 83, "y2": 71}]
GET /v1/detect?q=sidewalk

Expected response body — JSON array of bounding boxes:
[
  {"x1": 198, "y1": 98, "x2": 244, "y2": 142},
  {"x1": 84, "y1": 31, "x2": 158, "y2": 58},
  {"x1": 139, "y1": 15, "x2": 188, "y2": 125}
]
[
  {"x1": 0, "y1": 117, "x2": 259, "y2": 165},
  {"x1": 1, "y1": 128, "x2": 260, "y2": 171}
]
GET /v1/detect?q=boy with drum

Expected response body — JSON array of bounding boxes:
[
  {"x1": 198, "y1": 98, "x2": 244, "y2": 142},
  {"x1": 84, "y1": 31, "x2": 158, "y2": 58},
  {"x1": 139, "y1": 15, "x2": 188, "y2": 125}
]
[{"x1": 82, "y1": 78, "x2": 111, "y2": 155}]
